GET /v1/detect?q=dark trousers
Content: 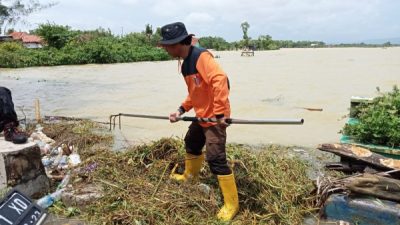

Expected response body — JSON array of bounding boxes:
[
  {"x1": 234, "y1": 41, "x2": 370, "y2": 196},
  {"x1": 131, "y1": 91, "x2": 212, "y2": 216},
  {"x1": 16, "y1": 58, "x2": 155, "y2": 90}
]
[
  {"x1": 0, "y1": 87, "x2": 18, "y2": 131},
  {"x1": 184, "y1": 122, "x2": 232, "y2": 175}
]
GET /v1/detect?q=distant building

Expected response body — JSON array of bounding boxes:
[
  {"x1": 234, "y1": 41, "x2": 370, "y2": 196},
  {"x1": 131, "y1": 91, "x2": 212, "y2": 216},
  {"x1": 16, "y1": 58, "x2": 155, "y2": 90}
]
[
  {"x1": 0, "y1": 35, "x2": 13, "y2": 42},
  {"x1": 9, "y1": 32, "x2": 43, "y2": 48}
]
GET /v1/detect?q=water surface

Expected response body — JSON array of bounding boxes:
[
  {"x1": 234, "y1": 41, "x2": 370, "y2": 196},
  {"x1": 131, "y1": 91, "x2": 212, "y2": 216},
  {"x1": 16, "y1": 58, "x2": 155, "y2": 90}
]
[{"x1": 1, "y1": 47, "x2": 399, "y2": 147}]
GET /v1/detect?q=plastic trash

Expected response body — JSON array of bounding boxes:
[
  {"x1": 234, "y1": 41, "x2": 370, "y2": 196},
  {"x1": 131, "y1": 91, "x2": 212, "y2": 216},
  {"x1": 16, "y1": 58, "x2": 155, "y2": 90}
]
[
  {"x1": 85, "y1": 162, "x2": 97, "y2": 173},
  {"x1": 53, "y1": 152, "x2": 63, "y2": 167},
  {"x1": 57, "y1": 155, "x2": 69, "y2": 169},
  {"x1": 41, "y1": 157, "x2": 53, "y2": 167},
  {"x1": 36, "y1": 195, "x2": 54, "y2": 209},
  {"x1": 69, "y1": 153, "x2": 81, "y2": 166},
  {"x1": 51, "y1": 189, "x2": 64, "y2": 202},
  {"x1": 36, "y1": 188, "x2": 64, "y2": 209},
  {"x1": 57, "y1": 174, "x2": 70, "y2": 190},
  {"x1": 59, "y1": 155, "x2": 68, "y2": 165},
  {"x1": 43, "y1": 144, "x2": 51, "y2": 153},
  {"x1": 39, "y1": 142, "x2": 49, "y2": 155},
  {"x1": 50, "y1": 147, "x2": 60, "y2": 155}
]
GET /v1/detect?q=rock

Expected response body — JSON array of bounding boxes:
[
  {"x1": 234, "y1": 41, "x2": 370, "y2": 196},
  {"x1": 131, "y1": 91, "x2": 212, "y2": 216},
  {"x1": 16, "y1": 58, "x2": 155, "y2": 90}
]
[
  {"x1": 61, "y1": 184, "x2": 103, "y2": 209},
  {"x1": 14, "y1": 174, "x2": 50, "y2": 199},
  {"x1": 198, "y1": 183, "x2": 211, "y2": 197},
  {"x1": 30, "y1": 131, "x2": 55, "y2": 145},
  {"x1": 0, "y1": 137, "x2": 50, "y2": 198},
  {"x1": 43, "y1": 214, "x2": 86, "y2": 225}
]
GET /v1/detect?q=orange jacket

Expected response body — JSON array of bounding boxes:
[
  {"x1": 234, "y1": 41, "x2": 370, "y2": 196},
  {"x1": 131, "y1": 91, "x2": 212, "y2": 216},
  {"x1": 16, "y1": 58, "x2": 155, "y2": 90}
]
[{"x1": 179, "y1": 46, "x2": 230, "y2": 127}]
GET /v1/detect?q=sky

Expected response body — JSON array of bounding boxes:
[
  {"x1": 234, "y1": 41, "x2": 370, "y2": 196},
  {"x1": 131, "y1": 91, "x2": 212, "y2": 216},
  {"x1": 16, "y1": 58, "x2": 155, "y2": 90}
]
[{"x1": 11, "y1": 0, "x2": 400, "y2": 43}]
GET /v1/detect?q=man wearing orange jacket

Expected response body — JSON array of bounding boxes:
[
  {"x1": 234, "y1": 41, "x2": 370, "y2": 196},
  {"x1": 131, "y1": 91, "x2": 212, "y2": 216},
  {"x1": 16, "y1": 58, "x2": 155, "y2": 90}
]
[{"x1": 159, "y1": 22, "x2": 239, "y2": 221}]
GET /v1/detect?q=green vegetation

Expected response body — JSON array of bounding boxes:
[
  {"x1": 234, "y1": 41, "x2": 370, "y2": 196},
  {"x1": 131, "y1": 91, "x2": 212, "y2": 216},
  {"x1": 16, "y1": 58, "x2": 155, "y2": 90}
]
[
  {"x1": 0, "y1": 23, "x2": 169, "y2": 68},
  {"x1": 199, "y1": 35, "x2": 325, "y2": 51},
  {"x1": 343, "y1": 86, "x2": 400, "y2": 148},
  {"x1": 198, "y1": 36, "x2": 231, "y2": 50},
  {"x1": 1, "y1": 19, "x2": 398, "y2": 67},
  {"x1": 330, "y1": 42, "x2": 395, "y2": 48},
  {"x1": 43, "y1": 121, "x2": 316, "y2": 225}
]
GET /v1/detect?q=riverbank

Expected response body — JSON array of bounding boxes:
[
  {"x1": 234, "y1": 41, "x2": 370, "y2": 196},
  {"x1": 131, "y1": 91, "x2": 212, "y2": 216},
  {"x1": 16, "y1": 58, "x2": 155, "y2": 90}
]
[
  {"x1": 31, "y1": 119, "x2": 327, "y2": 224},
  {"x1": 0, "y1": 40, "x2": 170, "y2": 68},
  {"x1": 1, "y1": 41, "x2": 398, "y2": 69}
]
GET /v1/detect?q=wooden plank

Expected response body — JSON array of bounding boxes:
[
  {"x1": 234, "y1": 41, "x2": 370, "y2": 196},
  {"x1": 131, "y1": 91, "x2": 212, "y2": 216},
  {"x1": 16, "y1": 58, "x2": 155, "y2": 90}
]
[{"x1": 318, "y1": 143, "x2": 399, "y2": 170}]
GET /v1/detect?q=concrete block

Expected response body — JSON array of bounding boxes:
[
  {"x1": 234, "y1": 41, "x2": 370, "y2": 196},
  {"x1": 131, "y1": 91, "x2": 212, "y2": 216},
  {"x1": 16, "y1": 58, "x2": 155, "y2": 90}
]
[{"x1": 0, "y1": 136, "x2": 50, "y2": 198}]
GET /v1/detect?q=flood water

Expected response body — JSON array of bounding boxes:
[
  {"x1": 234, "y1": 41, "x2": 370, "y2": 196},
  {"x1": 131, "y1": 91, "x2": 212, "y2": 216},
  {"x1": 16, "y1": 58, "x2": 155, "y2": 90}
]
[{"x1": 1, "y1": 47, "x2": 399, "y2": 148}]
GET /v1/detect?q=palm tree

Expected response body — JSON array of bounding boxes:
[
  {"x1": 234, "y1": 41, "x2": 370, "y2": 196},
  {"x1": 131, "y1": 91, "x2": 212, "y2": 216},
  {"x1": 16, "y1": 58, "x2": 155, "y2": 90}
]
[
  {"x1": 145, "y1": 24, "x2": 153, "y2": 43},
  {"x1": 240, "y1": 21, "x2": 250, "y2": 47}
]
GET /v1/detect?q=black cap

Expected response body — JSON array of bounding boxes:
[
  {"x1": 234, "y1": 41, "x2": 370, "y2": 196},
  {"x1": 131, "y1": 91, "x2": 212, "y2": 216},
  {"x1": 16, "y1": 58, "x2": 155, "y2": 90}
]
[{"x1": 159, "y1": 22, "x2": 193, "y2": 45}]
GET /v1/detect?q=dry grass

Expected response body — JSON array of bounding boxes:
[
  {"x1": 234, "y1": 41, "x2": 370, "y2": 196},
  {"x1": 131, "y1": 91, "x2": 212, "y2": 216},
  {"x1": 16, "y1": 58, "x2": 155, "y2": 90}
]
[{"x1": 43, "y1": 121, "x2": 317, "y2": 225}]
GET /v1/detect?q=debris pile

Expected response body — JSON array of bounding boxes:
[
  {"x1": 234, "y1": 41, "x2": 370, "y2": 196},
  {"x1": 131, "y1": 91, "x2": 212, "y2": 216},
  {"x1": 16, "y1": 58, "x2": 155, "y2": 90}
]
[{"x1": 34, "y1": 120, "x2": 316, "y2": 224}]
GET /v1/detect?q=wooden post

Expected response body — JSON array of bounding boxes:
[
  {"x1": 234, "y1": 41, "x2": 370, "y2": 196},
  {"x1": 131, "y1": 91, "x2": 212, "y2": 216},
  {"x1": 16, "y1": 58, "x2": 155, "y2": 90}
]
[{"x1": 35, "y1": 99, "x2": 41, "y2": 123}]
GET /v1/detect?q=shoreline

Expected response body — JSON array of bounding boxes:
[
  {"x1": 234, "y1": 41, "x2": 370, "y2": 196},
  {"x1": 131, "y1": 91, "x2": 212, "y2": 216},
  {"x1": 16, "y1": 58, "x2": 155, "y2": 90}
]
[{"x1": 1, "y1": 46, "x2": 400, "y2": 69}]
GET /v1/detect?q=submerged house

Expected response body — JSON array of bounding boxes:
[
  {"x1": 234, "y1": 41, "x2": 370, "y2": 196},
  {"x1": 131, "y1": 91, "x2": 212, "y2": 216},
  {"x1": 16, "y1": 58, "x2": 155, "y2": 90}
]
[
  {"x1": 0, "y1": 35, "x2": 13, "y2": 42},
  {"x1": 9, "y1": 32, "x2": 43, "y2": 48}
]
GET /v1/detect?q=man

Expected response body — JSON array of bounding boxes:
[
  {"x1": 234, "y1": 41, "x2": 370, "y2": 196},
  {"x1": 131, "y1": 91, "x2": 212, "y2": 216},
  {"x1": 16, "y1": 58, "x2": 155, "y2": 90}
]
[
  {"x1": 159, "y1": 22, "x2": 239, "y2": 221},
  {"x1": 0, "y1": 86, "x2": 28, "y2": 144}
]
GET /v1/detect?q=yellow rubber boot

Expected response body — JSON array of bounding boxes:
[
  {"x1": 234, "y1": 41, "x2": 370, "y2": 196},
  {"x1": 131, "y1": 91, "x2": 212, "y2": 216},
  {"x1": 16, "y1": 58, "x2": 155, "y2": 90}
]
[
  {"x1": 170, "y1": 153, "x2": 205, "y2": 182},
  {"x1": 217, "y1": 173, "x2": 239, "y2": 221}
]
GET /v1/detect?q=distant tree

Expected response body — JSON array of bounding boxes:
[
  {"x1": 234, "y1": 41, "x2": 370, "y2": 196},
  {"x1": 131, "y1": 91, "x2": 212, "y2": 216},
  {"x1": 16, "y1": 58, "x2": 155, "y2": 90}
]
[
  {"x1": 71, "y1": 27, "x2": 113, "y2": 44},
  {"x1": 0, "y1": 0, "x2": 55, "y2": 34},
  {"x1": 149, "y1": 26, "x2": 161, "y2": 46},
  {"x1": 257, "y1": 35, "x2": 273, "y2": 50},
  {"x1": 6, "y1": 27, "x2": 13, "y2": 34},
  {"x1": 233, "y1": 41, "x2": 240, "y2": 50},
  {"x1": 383, "y1": 41, "x2": 391, "y2": 47},
  {"x1": 33, "y1": 23, "x2": 76, "y2": 49},
  {"x1": 199, "y1": 36, "x2": 231, "y2": 50},
  {"x1": 155, "y1": 27, "x2": 161, "y2": 36},
  {"x1": 144, "y1": 24, "x2": 153, "y2": 42},
  {"x1": 240, "y1": 21, "x2": 250, "y2": 47},
  {"x1": 123, "y1": 32, "x2": 148, "y2": 46}
]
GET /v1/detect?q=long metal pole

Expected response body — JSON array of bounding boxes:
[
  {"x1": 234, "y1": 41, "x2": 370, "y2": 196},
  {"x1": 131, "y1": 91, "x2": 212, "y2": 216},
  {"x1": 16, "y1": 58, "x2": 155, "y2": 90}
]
[
  {"x1": 119, "y1": 113, "x2": 170, "y2": 120},
  {"x1": 111, "y1": 113, "x2": 304, "y2": 126}
]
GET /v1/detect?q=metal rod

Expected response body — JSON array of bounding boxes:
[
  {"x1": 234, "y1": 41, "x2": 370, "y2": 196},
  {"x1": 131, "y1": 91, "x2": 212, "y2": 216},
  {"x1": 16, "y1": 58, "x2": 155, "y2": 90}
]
[
  {"x1": 229, "y1": 118, "x2": 304, "y2": 125},
  {"x1": 109, "y1": 113, "x2": 304, "y2": 130},
  {"x1": 119, "y1": 114, "x2": 121, "y2": 130},
  {"x1": 119, "y1": 113, "x2": 170, "y2": 120}
]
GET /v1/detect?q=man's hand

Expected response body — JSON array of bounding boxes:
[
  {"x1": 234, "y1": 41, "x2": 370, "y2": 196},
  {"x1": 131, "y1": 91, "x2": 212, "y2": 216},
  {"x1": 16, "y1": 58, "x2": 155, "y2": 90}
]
[
  {"x1": 217, "y1": 117, "x2": 230, "y2": 127},
  {"x1": 169, "y1": 111, "x2": 182, "y2": 123}
]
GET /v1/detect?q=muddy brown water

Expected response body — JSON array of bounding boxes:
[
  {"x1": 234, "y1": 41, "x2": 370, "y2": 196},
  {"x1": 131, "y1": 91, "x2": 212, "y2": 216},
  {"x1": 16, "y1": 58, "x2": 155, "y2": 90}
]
[{"x1": 1, "y1": 47, "x2": 399, "y2": 148}]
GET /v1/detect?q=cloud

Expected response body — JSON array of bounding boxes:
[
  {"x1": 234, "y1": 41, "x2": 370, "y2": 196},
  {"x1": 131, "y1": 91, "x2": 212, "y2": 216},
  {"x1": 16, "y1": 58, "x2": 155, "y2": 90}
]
[
  {"x1": 185, "y1": 12, "x2": 214, "y2": 25},
  {"x1": 120, "y1": 0, "x2": 139, "y2": 6}
]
